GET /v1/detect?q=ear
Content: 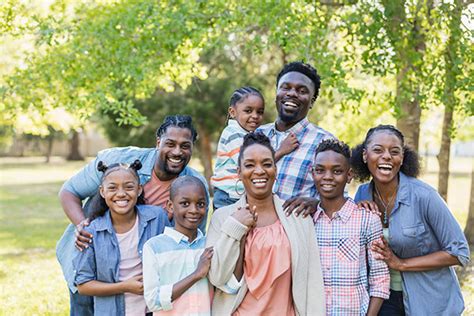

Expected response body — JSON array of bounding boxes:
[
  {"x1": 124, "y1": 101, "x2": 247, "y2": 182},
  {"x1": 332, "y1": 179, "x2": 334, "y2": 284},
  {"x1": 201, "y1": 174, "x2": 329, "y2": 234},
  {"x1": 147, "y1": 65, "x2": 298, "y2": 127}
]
[
  {"x1": 347, "y1": 167, "x2": 354, "y2": 184},
  {"x1": 99, "y1": 185, "x2": 105, "y2": 199},
  {"x1": 166, "y1": 199, "x2": 174, "y2": 220},
  {"x1": 155, "y1": 137, "x2": 161, "y2": 150},
  {"x1": 137, "y1": 184, "x2": 143, "y2": 197},
  {"x1": 237, "y1": 166, "x2": 241, "y2": 178},
  {"x1": 228, "y1": 106, "x2": 236, "y2": 119},
  {"x1": 362, "y1": 148, "x2": 367, "y2": 164}
]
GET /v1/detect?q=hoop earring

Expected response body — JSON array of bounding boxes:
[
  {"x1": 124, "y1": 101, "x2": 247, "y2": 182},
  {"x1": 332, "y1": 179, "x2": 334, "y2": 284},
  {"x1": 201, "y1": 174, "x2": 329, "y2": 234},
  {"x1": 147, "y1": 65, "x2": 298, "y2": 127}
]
[{"x1": 235, "y1": 179, "x2": 245, "y2": 196}]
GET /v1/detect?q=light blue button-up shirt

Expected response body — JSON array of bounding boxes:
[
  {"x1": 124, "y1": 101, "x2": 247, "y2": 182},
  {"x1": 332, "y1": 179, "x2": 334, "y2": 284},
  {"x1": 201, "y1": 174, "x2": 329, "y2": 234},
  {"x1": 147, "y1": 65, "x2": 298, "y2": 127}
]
[
  {"x1": 354, "y1": 172, "x2": 470, "y2": 316},
  {"x1": 57, "y1": 146, "x2": 210, "y2": 292},
  {"x1": 73, "y1": 205, "x2": 171, "y2": 316}
]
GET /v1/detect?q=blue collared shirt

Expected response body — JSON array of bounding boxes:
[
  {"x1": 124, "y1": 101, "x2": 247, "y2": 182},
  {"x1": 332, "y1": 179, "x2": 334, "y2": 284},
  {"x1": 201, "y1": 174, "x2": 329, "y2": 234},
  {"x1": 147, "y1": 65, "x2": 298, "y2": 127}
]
[
  {"x1": 258, "y1": 118, "x2": 333, "y2": 200},
  {"x1": 57, "y1": 146, "x2": 210, "y2": 292},
  {"x1": 354, "y1": 172, "x2": 470, "y2": 316},
  {"x1": 73, "y1": 205, "x2": 171, "y2": 316}
]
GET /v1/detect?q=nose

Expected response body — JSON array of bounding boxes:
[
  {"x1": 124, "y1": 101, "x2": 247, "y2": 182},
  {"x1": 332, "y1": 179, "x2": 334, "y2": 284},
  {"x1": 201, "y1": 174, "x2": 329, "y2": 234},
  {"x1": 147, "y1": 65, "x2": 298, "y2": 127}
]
[
  {"x1": 322, "y1": 170, "x2": 333, "y2": 180},
  {"x1": 116, "y1": 187, "x2": 126, "y2": 196},
  {"x1": 171, "y1": 145, "x2": 182, "y2": 156},
  {"x1": 382, "y1": 149, "x2": 391, "y2": 160},
  {"x1": 254, "y1": 164, "x2": 265, "y2": 174},
  {"x1": 286, "y1": 87, "x2": 297, "y2": 97}
]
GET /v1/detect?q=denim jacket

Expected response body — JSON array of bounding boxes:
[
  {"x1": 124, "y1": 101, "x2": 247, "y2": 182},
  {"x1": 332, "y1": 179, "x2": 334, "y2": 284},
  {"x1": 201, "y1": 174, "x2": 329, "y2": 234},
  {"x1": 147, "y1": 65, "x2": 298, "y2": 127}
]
[
  {"x1": 57, "y1": 146, "x2": 209, "y2": 292},
  {"x1": 73, "y1": 205, "x2": 171, "y2": 316},
  {"x1": 355, "y1": 172, "x2": 470, "y2": 316}
]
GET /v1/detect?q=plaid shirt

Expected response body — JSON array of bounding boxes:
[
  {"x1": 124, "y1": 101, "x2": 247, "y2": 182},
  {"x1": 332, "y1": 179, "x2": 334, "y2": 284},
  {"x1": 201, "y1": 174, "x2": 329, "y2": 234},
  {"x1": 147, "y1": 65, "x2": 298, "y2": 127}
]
[
  {"x1": 313, "y1": 198, "x2": 389, "y2": 315},
  {"x1": 258, "y1": 118, "x2": 333, "y2": 200}
]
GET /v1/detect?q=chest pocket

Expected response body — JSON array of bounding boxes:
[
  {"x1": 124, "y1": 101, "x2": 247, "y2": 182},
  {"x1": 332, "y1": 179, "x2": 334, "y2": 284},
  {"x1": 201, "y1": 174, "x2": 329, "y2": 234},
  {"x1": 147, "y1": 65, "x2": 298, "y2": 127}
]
[{"x1": 402, "y1": 224, "x2": 425, "y2": 238}]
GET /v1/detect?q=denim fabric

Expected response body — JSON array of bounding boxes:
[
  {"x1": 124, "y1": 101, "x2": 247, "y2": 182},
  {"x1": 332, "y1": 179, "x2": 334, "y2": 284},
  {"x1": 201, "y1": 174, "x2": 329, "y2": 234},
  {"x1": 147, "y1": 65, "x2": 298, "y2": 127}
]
[
  {"x1": 378, "y1": 291, "x2": 405, "y2": 316},
  {"x1": 72, "y1": 205, "x2": 171, "y2": 316},
  {"x1": 355, "y1": 172, "x2": 470, "y2": 316},
  {"x1": 69, "y1": 289, "x2": 93, "y2": 316},
  {"x1": 56, "y1": 146, "x2": 210, "y2": 294},
  {"x1": 213, "y1": 187, "x2": 239, "y2": 210}
]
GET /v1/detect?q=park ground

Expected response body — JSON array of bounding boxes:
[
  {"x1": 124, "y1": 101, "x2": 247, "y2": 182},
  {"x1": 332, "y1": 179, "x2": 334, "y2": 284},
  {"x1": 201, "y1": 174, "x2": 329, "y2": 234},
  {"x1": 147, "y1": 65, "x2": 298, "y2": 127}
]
[{"x1": 0, "y1": 156, "x2": 472, "y2": 315}]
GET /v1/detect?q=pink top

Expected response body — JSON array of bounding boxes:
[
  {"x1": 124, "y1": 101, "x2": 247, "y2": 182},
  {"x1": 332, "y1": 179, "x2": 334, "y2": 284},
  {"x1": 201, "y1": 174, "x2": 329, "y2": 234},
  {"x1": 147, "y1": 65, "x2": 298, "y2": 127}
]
[
  {"x1": 116, "y1": 216, "x2": 147, "y2": 316},
  {"x1": 143, "y1": 171, "x2": 172, "y2": 209},
  {"x1": 234, "y1": 220, "x2": 295, "y2": 316}
]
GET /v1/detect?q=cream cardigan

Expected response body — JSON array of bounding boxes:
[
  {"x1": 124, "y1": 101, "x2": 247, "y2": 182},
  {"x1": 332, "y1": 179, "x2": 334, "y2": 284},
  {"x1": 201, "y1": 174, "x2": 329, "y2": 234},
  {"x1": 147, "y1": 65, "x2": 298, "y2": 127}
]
[{"x1": 206, "y1": 195, "x2": 325, "y2": 315}]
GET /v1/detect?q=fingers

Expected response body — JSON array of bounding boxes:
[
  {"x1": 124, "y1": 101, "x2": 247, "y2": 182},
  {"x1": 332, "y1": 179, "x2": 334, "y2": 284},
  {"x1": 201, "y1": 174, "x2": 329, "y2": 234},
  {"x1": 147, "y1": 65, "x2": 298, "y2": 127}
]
[
  {"x1": 283, "y1": 197, "x2": 296, "y2": 209},
  {"x1": 79, "y1": 228, "x2": 93, "y2": 239},
  {"x1": 75, "y1": 240, "x2": 89, "y2": 251}
]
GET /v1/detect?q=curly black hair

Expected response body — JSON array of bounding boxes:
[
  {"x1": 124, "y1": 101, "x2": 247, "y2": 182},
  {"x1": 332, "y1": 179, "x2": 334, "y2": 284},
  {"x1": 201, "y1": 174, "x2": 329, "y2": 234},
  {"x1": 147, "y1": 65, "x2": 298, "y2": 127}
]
[
  {"x1": 351, "y1": 125, "x2": 420, "y2": 182},
  {"x1": 315, "y1": 139, "x2": 351, "y2": 162},
  {"x1": 237, "y1": 132, "x2": 275, "y2": 167},
  {"x1": 88, "y1": 159, "x2": 145, "y2": 221},
  {"x1": 276, "y1": 61, "x2": 321, "y2": 102},
  {"x1": 156, "y1": 115, "x2": 198, "y2": 143}
]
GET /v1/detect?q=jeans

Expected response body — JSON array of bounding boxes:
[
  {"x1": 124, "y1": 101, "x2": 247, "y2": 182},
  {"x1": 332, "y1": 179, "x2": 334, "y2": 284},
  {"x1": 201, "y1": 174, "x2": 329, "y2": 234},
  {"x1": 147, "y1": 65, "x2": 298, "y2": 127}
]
[
  {"x1": 379, "y1": 290, "x2": 405, "y2": 316},
  {"x1": 69, "y1": 289, "x2": 93, "y2": 316},
  {"x1": 213, "y1": 187, "x2": 239, "y2": 210}
]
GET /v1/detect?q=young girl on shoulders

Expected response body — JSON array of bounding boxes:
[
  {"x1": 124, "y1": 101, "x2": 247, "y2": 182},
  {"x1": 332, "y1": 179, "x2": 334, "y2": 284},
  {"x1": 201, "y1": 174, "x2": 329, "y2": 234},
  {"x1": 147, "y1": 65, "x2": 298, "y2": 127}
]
[
  {"x1": 211, "y1": 86, "x2": 298, "y2": 209},
  {"x1": 143, "y1": 175, "x2": 214, "y2": 315},
  {"x1": 73, "y1": 160, "x2": 171, "y2": 316}
]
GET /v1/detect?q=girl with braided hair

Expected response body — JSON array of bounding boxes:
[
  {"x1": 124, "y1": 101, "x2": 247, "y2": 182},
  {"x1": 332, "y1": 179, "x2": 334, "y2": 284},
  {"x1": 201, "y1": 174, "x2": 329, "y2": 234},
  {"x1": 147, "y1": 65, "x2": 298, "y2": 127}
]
[
  {"x1": 73, "y1": 160, "x2": 171, "y2": 316},
  {"x1": 351, "y1": 125, "x2": 469, "y2": 315}
]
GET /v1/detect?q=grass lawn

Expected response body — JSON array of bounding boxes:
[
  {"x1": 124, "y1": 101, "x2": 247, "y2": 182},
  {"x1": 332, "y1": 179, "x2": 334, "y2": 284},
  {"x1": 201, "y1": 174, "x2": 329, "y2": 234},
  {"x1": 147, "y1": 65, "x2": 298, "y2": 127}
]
[{"x1": 0, "y1": 156, "x2": 472, "y2": 315}]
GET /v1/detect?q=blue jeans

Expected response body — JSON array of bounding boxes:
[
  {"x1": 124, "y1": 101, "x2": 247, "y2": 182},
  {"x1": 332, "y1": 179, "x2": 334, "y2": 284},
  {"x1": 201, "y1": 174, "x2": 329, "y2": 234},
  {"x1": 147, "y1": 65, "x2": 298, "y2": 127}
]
[
  {"x1": 379, "y1": 290, "x2": 405, "y2": 316},
  {"x1": 69, "y1": 289, "x2": 93, "y2": 316},
  {"x1": 213, "y1": 188, "x2": 239, "y2": 210}
]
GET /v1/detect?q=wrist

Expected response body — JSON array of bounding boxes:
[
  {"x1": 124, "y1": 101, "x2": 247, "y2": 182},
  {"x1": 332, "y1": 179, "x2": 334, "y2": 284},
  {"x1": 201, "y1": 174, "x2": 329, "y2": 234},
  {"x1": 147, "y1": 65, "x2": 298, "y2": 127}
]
[
  {"x1": 192, "y1": 270, "x2": 204, "y2": 281},
  {"x1": 395, "y1": 258, "x2": 407, "y2": 272}
]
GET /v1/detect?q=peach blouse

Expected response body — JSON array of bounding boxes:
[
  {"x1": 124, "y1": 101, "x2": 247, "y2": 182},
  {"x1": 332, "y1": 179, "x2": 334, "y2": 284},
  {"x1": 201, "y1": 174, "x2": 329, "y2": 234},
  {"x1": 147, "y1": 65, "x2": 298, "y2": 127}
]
[{"x1": 233, "y1": 220, "x2": 295, "y2": 316}]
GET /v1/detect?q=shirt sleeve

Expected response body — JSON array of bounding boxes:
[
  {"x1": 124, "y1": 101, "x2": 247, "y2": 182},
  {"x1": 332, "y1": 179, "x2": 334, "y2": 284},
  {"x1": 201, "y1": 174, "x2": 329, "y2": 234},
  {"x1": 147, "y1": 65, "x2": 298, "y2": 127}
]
[
  {"x1": 61, "y1": 154, "x2": 103, "y2": 200},
  {"x1": 366, "y1": 213, "x2": 390, "y2": 299},
  {"x1": 143, "y1": 241, "x2": 173, "y2": 311},
  {"x1": 425, "y1": 190, "x2": 470, "y2": 266},
  {"x1": 73, "y1": 229, "x2": 97, "y2": 286}
]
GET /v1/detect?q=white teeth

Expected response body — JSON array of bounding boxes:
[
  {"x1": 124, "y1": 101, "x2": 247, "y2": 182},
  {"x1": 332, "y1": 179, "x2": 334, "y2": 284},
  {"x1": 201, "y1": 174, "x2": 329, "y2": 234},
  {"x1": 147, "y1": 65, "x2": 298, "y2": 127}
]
[
  {"x1": 252, "y1": 179, "x2": 267, "y2": 183},
  {"x1": 168, "y1": 158, "x2": 181, "y2": 163},
  {"x1": 378, "y1": 164, "x2": 392, "y2": 169},
  {"x1": 115, "y1": 200, "x2": 128, "y2": 207},
  {"x1": 284, "y1": 101, "x2": 297, "y2": 107}
]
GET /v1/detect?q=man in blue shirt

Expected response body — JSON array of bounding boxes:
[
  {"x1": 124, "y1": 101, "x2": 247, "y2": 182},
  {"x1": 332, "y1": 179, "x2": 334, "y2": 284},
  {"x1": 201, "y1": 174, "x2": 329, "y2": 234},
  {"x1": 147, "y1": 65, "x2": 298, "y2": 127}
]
[{"x1": 56, "y1": 115, "x2": 209, "y2": 316}]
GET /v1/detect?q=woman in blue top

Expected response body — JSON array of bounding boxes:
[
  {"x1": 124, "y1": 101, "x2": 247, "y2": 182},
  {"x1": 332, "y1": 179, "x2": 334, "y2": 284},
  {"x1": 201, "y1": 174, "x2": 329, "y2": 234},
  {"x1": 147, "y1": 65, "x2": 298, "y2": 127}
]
[
  {"x1": 351, "y1": 125, "x2": 469, "y2": 316},
  {"x1": 73, "y1": 160, "x2": 171, "y2": 316}
]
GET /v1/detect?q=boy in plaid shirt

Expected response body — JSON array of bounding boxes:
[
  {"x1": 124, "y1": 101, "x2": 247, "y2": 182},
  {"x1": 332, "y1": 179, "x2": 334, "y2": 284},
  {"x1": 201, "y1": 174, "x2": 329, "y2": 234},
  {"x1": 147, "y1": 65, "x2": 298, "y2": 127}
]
[{"x1": 312, "y1": 139, "x2": 389, "y2": 316}]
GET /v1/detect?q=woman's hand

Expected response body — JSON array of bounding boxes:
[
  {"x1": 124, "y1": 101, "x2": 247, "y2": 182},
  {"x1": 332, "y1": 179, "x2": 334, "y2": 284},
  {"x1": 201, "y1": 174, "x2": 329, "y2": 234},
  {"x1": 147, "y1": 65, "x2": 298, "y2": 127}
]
[
  {"x1": 232, "y1": 204, "x2": 258, "y2": 229},
  {"x1": 372, "y1": 237, "x2": 404, "y2": 271},
  {"x1": 75, "y1": 218, "x2": 93, "y2": 251},
  {"x1": 357, "y1": 200, "x2": 381, "y2": 217},
  {"x1": 122, "y1": 275, "x2": 144, "y2": 295},
  {"x1": 194, "y1": 247, "x2": 214, "y2": 279}
]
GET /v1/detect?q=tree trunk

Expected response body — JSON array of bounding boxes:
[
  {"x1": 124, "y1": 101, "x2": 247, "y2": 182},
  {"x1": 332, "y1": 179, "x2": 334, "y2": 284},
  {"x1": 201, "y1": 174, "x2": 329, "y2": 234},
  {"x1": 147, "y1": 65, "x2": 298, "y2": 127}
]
[
  {"x1": 396, "y1": 93, "x2": 421, "y2": 150},
  {"x1": 45, "y1": 134, "x2": 54, "y2": 163},
  {"x1": 67, "y1": 130, "x2": 84, "y2": 161},
  {"x1": 464, "y1": 168, "x2": 474, "y2": 246},
  {"x1": 197, "y1": 128, "x2": 213, "y2": 189},
  {"x1": 437, "y1": 0, "x2": 462, "y2": 201}
]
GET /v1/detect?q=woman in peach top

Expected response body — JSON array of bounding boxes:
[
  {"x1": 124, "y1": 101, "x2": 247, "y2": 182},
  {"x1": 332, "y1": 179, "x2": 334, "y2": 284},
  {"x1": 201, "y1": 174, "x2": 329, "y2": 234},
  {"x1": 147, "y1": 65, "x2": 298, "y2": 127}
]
[{"x1": 206, "y1": 133, "x2": 325, "y2": 316}]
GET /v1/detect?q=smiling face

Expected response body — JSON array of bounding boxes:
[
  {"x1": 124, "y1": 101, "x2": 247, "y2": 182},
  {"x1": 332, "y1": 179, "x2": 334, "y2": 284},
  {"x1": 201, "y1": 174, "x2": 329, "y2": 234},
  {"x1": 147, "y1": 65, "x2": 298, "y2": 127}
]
[
  {"x1": 363, "y1": 131, "x2": 404, "y2": 185},
  {"x1": 275, "y1": 71, "x2": 315, "y2": 129},
  {"x1": 238, "y1": 144, "x2": 276, "y2": 200},
  {"x1": 168, "y1": 182, "x2": 207, "y2": 236},
  {"x1": 229, "y1": 94, "x2": 265, "y2": 132},
  {"x1": 100, "y1": 168, "x2": 142, "y2": 217},
  {"x1": 313, "y1": 150, "x2": 352, "y2": 202},
  {"x1": 155, "y1": 126, "x2": 193, "y2": 179}
]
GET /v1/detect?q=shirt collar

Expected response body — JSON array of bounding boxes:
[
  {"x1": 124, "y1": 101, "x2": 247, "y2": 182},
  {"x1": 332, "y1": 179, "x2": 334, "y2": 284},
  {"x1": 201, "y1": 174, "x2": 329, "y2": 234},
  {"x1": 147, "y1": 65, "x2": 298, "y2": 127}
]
[
  {"x1": 313, "y1": 198, "x2": 355, "y2": 223},
  {"x1": 228, "y1": 119, "x2": 249, "y2": 134},
  {"x1": 94, "y1": 210, "x2": 116, "y2": 233},
  {"x1": 268, "y1": 117, "x2": 310, "y2": 140},
  {"x1": 164, "y1": 226, "x2": 204, "y2": 244},
  {"x1": 93, "y1": 205, "x2": 164, "y2": 233}
]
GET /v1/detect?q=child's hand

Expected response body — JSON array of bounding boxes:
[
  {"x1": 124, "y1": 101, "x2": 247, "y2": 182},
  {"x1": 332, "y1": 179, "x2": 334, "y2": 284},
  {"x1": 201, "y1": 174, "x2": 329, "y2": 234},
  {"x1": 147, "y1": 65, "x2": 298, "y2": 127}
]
[
  {"x1": 279, "y1": 132, "x2": 299, "y2": 155},
  {"x1": 194, "y1": 247, "x2": 214, "y2": 279},
  {"x1": 123, "y1": 275, "x2": 144, "y2": 295},
  {"x1": 232, "y1": 204, "x2": 258, "y2": 229}
]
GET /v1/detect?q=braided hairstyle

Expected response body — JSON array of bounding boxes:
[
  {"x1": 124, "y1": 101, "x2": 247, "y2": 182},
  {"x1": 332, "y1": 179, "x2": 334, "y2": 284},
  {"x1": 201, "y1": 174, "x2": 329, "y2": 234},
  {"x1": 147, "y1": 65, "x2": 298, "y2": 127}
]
[
  {"x1": 351, "y1": 125, "x2": 420, "y2": 182},
  {"x1": 88, "y1": 159, "x2": 145, "y2": 221},
  {"x1": 276, "y1": 61, "x2": 321, "y2": 103},
  {"x1": 237, "y1": 132, "x2": 275, "y2": 167},
  {"x1": 156, "y1": 115, "x2": 198, "y2": 143}
]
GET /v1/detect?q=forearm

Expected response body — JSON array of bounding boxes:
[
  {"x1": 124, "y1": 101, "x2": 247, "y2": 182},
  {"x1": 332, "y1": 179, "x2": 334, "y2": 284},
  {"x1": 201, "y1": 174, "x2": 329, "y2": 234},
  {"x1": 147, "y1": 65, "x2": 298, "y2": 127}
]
[
  {"x1": 367, "y1": 297, "x2": 384, "y2": 316},
  {"x1": 77, "y1": 280, "x2": 126, "y2": 296},
  {"x1": 59, "y1": 189, "x2": 86, "y2": 225},
  {"x1": 171, "y1": 272, "x2": 202, "y2": 302},
  {"x1": 233, "y1": 236, "x2": 246, "y2": 281},
  {"x1": 275, "y1": 149, "x2": 284, "y2": 162},
  {"x1": 396, "y1": 251, "x2": 461, "y2": 272}
]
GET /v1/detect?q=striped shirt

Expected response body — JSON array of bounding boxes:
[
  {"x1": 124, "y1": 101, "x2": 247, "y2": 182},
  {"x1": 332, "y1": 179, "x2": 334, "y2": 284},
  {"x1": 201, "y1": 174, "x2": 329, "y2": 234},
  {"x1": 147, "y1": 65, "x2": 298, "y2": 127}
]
[
  {"x1": 313, "y1": 198, "x2": 389, "y2": 315},
  {"x1": 143, "y1": 227, "x2": 212, "y2": 315},
  {"x1": 258, "y1": 118, "x2": 333, "y2": 201},
  {"x1": 211, "y1": 119, "x2": 248, "y2": 199}
]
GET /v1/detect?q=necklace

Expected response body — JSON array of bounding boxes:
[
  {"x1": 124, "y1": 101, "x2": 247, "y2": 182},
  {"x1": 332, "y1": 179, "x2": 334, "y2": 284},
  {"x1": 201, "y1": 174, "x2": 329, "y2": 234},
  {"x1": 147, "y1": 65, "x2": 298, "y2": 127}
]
[{"x1": 373, "y1": 183, "x2": 398, "y2": 226}]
